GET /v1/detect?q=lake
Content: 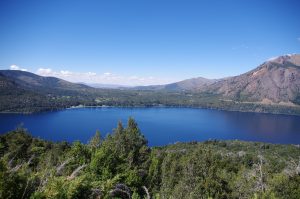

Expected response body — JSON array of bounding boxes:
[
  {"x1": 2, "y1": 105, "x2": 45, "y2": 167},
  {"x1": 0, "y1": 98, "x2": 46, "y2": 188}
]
[{"x1": 0, "y1": 107, "x2": 300, "y2": 146}]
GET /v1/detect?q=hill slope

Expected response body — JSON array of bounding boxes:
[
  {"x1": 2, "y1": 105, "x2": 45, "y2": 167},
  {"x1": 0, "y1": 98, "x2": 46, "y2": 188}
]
[
  {"x1": 135, "y1": 54, "x2": 300, "y2": 106},
  {"x1": 1, "y1": 54, "x2": 300, "y2": 114},
  {"x1": 0, "y1": 70, "x2": 99, "y2": 112},
  {"x1": 1, "y1": 121, "x2": 299, "y2": 198},
  {"x1": 204, "y1": 54, "x2": 300, "y2": 105},
  {"x1": 0, "y1": 70, "x2": 92, "y2": 95}
]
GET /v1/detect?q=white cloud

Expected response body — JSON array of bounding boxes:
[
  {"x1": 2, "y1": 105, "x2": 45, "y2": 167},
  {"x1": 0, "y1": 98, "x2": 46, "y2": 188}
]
[
  {"x1": 36, "y1": 68, "x2": 53, "y2": 76},
  {"x1": 60, "y1": 70, "x2": 73, "y2": 76},
  {"x1": 85, "y1": 72, "x2": 96, "y2": 76},
  {"x1": 129, "y1": 75, "x2": 139, "y2": 80},
  {"x1": 10, "y1": 65, "x2": 27, "y2": 71},
  {"x1": 10, "y1": 65, "x2": 19, "y2": 70},
  {"x1": 35, "y1": 68, "x2": 174, "y2": 86}
]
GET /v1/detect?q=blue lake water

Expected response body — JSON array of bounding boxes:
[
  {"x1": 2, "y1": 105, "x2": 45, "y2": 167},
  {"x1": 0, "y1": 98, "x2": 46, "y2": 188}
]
[{"x1": 0, "y1": 107, "x2": 300, "y2": 146}]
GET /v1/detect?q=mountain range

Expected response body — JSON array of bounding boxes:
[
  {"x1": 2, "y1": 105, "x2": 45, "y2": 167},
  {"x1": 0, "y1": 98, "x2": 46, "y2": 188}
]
[
  {"x1": 0, "y1": 54, "x2": 300, "y2": 114},
  {"x1": 135, "y1": 54, "x2": 300, "y2": 106},
  {"x1": 0, "y1": 70, "x2": 92, "y2": 94}
]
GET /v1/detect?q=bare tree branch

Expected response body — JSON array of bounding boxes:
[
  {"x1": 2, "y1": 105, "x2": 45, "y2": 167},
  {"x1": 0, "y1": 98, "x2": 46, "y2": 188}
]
[{"x1": 67, "y1": 164, "x2": 86, "y2": 180}]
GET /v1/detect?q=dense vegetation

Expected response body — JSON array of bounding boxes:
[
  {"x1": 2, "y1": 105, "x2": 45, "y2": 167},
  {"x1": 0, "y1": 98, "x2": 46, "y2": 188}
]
[
  {"x1": 0, "y1": 118, "x2": 299, "y2": 198},
  {"x1": 2, "y1": 85, "x2": 300, "y2": 115},
  {"x1": 2, "y1": 70, "x2": 300, "y2": 115}
]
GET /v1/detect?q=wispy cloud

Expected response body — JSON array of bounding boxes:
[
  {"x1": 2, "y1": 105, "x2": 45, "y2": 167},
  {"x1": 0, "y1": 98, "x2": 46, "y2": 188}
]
[
  {"x1": 10, "y1": 64, "x2": 27, "y2": 71},
  {"x1": 36, "y1": 68, "x2": 52, "y2": 75},
  {"x1": 35, "y1": 68, "x2": 173, "y2": 86},
  {"x1": 297, "y1": 37, "x2": 300, "y2": 42}
]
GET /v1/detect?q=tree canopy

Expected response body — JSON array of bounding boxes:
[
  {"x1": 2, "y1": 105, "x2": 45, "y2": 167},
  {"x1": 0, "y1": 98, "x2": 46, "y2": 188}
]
[{"x1": 0, "y1": 118, "x2": 299, "y2": 198}]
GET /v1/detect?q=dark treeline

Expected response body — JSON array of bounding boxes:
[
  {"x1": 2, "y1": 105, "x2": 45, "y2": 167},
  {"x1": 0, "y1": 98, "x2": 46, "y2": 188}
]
[
  {"x1": 2, "y1": 86, "x2": 300, "y2": 115},
  {"x1": 1, "y1": 70, "x2": 300, "y2": 115},
  {"x1": 0, "y1": 118, "x2": 299, "y2": 198}
]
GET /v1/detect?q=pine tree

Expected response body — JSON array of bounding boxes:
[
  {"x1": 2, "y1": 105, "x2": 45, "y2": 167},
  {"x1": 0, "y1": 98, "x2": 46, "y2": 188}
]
[{"x1": 89, "y1": 130, "x2": 101, "y2": 150}]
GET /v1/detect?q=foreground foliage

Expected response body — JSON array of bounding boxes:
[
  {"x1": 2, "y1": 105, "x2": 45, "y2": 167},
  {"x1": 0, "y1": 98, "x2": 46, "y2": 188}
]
[{"x1": 0, "y1": 118, "x2": 299, "y2": 198}]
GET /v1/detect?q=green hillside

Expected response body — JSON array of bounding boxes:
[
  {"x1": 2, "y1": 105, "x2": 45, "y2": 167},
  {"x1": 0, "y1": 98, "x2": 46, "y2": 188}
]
[{"x1": 0, "y1": 119, "x2": 299, "y2": 198}]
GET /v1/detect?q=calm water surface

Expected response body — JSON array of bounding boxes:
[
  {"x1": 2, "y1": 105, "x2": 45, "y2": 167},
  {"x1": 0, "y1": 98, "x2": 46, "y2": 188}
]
[{"x1": 0, "y1": 107, "x2": 300, "y2": 146}]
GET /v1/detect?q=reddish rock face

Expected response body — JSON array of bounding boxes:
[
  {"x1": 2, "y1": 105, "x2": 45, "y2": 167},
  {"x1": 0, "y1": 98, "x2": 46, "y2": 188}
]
[{"x1": 205, "y1": 54, "x2": 300, "y2": 105}]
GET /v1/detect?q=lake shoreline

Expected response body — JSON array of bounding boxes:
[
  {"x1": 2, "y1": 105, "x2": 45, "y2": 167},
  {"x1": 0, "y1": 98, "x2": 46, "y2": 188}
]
[
  {"x1": 1, "y1": 104, "x2": 300, "y2": 117},
  {"x1": 2, "y1": 128, "x2": 300, "y2": 147},
  {"x1": 1, "y1": 107, "x2": 299, "y2": 145}
]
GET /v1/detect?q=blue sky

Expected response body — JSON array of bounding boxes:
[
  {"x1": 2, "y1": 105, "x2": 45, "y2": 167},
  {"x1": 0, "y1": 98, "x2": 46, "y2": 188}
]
[{"x1": 0, "y1": 0, "x2": 300, "y2": 85}]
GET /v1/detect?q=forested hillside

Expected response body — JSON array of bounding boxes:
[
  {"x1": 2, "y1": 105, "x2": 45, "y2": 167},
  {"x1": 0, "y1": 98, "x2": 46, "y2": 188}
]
[
  {"x1": 0, "y1": 119, "x2": 299, "y2": 199},
  {"x1": 2, "y1": 70, "x2": 300, "y2": 115}
]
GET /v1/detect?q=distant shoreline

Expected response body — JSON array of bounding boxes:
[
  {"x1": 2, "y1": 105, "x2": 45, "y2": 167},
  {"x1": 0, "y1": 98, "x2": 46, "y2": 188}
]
[{"x1": 1, "y1": 103, "x2": 300, "y2": 117}]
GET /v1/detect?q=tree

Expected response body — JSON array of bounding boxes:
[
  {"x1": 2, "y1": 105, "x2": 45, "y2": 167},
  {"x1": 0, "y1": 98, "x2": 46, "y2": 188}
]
[
  {"x1": 0, "y1": 160, "x2": 28, "y2": 199},
  {"x1": 89, "y1": 130, "x2": 101, "y2": 151}
]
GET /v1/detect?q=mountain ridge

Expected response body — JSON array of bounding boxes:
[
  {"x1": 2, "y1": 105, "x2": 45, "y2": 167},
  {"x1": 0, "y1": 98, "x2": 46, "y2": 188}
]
[
  {"x1": 135, "y1": 54, "x2": 300, "y2": 106},
  {"x1": 203, "y1": 54, "x2": 300, "y2": 105},
  {"x1": 0, "y1": 70, "x2": 92, "y2": 93},
  {"x1": 1, "y1": 54, "x2": 300, "y2": 114}
]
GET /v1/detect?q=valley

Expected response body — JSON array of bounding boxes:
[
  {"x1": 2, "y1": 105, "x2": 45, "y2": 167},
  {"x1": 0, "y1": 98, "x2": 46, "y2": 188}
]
[{"x1": 1, "y1": 54, "x2": 300, "y2": 115}]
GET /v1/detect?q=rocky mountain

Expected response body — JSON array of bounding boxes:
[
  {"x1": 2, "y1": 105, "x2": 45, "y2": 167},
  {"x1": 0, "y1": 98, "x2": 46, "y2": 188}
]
[
  {"x1": 1, "y1": 54, "x2": 300, "y2": 114},
  {"x1": 135, "y1": 54, "x2": 300, "y2": 106},
  {"x1": 204, "y1": 54, "x2": 300, "y2": 105}
]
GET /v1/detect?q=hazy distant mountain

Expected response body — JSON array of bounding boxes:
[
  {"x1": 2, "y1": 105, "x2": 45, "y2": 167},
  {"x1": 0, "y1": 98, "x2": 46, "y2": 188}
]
[
  {"x1": 84, "y1": 83, "x2": 131, "y2": 89},
  {"x1": 204, "y1": 54, "x2": 300, "y2": 105},
  {"x1": 1, "y1": 54, "x2": 300, "y2": 114},
  {"x1": 0, "y1": 70, "x2": 93, "y2": 94},
  {"x1": 134, "y1": 77, "x2": 216, "y2": 91},
  {"x1": 0, "y1": 70, "x2": 98, "y2": 113}
]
